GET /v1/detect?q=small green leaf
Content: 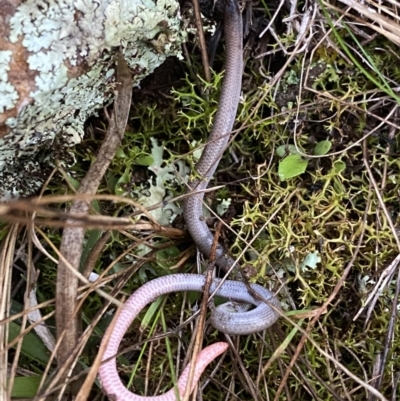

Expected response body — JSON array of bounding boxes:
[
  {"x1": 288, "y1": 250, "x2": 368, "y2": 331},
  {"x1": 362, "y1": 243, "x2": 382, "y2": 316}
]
[
  {"x1": 313, "y1": 140, "x2": 332, "y2": 155},
  {"x1": 137, "y1": 265, "x2": 157, "y2": 282},
  {"x1": 11, "y1": 376, "x2": 42, "y2": 398},
  {"x1": 332, "y1": 160, "x2": 346, "y2": 174},
  {"x1": 135, "y1": 155, "x2": 154, "y2": 166},
  {"x1": 156, "y1": 247, "x2": 180, "y2": 269},
  {"x1": 64, "y1": 175, "x2": 81, "y2": 190},
  {"x1": 140, "y1": 296, "x2": 164, "y2": 330},
  {"x1": 115, "y1": 147, "x2": 127, "y2": 158},
  {"x1": 276, "y1": 145, "x2": 299, "y2": 157},
  {"x1": 278, "y1": 154, "x2": 308, "y2": 181},
  {"x1": 114, "y1": 172, "x2": 131, "y2": 196}
]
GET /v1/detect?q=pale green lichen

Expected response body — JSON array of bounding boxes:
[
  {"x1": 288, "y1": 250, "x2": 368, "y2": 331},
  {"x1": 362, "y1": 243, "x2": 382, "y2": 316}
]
[
  {"x1": 0, "y1": 0, "x2": 186, "y2": 200},
  {"x1": 136, "y1": 138, "x2": 188, "y2": 225},
  {"x1": 0, "y1": 51, "x2": 18, "y2": 113}
]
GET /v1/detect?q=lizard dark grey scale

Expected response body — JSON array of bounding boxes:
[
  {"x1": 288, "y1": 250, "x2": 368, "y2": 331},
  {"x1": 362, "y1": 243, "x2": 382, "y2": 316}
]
[{"x1": 182, "y1": 0, "x2": 280, "y2": 332}]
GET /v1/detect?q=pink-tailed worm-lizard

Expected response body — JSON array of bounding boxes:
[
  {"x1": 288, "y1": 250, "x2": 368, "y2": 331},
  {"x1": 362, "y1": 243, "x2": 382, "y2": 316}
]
[{"x1": 98, "y1": 1, "x2": 281, "y2": 399}]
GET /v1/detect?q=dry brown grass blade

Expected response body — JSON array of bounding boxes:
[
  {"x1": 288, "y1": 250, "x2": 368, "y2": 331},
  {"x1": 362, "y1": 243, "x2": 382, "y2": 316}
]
[
  {"x1": 0, "y1": 224, "x2": 19, "y2": 400},
  {"x1": 335, "y1": 0, "x2": 400, "y2": 46},
  {"x1": 54, "y1": 52, "x2": 133, "y2": 396}
]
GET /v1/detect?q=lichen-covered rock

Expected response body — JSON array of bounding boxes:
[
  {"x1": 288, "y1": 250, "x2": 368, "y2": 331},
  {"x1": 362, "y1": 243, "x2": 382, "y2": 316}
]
[{"x1": 0, "y1": 0, "x2": 185, "y2": 200}]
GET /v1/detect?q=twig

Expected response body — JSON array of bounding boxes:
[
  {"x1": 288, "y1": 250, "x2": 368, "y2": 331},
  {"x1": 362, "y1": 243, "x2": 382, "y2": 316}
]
[
  {"x1": 192, "y1": 0, "x2": 211, "y2": 82},
  {"x1": 183, "y1": 221, "x2": 222, "y2": 401},
  {"x1": 371, "y1": 268, "x2": 400, "y2": 399},
  {"x1": 353, "y1": 254, "x2": 400, "y2": 323},
  {"x1": 54, "y1": 51, "x2": 132, "y2": 393}
]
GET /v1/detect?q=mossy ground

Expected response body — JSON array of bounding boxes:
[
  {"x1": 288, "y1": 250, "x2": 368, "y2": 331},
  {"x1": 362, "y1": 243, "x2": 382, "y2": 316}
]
[{"x1": 2, "y1": 1, "x2": 400, "y2": 400}]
